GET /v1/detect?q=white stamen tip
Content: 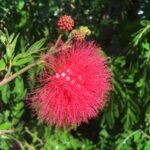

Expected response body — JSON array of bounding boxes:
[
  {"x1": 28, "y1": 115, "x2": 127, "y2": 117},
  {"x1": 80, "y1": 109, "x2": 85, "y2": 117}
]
[
  {"x1": 61, "y1": 72, "x2": 66, "y2": 77},
  {"x1": 67, "y1": 69, "x2": 70, "y2": 72},
  {"x1": 77, "y1": 84, "x2": 81, "y2": 88},
  {"x1": 79, "y1": 75, "x2": 82, "y2": 80},
  {"x1": 66, "y1": 76, "x2": 71, "y2": 81},
  {"x1": 55, "y1": 73, "x2": 60, "y2": 78},
  {"x1": 71, "y1": 80, "x2": 75, "y2": 84}
]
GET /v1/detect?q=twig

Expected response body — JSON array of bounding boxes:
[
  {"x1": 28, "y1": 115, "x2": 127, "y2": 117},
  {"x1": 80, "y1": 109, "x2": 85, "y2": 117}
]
[
  {"x1": 52, "y1": 34, "x2": 63, "y2": 50},
  {"x1": 23, "y1": 141, "x2": 35, "y2": 150},
  {"x1": 25, "y1": 127, "x2": 44, "y2": 146},
  {"x1": 4, "y1": 60, "x2": 12, "y2": 78},
  {"x1": 65, "y1": 37, "x2": 72, "y2": 46},
  {"x1": 0, "y1": 129, "x2": 15, "y2": 135},
  {"x1": 1, "y1": 134, "x2": 23, "y2": 149},
  {"x1": 0, "y1": 60, "x2": 43, "y2": 87},
  {"x1": 117, "y1": 130, "x2": 139, "y2": 150},
  {"x1": 140, "y1": 129, "x2": 150, "y2": 140}
]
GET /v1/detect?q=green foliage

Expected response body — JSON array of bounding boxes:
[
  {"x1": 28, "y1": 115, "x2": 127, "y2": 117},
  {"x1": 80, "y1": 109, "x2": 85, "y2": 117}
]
[
  {"x1": 43, "y1": 127, "x2": 98, "y2": 150},
  {"x1": 0, "y1": 0, "x2": 150, "y2": 149}
]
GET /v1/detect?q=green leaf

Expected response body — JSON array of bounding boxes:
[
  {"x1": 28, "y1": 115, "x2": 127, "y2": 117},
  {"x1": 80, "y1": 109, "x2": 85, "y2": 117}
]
[
  {"x1": 144, "y1": 141, "x2": 150, "y2": 150},
  {"x1": 12, "y1": 38, "x2": 46, "y2": 65},
  {"x1": 106, "y1": 111, "x2": 115, "y2": 128},
  {"x1": 13, "y1": 77, "x2": 24, "y2": 95},
  {"x1": 0, "y1": 84, "x2": 10, "y2": 104},
  {"x1": 124, "y1": 78, "x2": 134, "y2": 84},
  {"x1": 26, "y1": 38, "x2": 46, "y2": 54},
  {"x1": 0, "y1": 122, "x2": 12, "y2": 130},
  {"x1": 134, "y1": 131, "x2": 141, "y2": 143},
  {"x1": 17, "y1": 0, "x2": 25, "y2": 10},
  {"x1": 113, "y1": 78, "x2": 125, "y2": 97},
  {"x1": 114, "y1": 104, "x2": 119, "y2": 118},
  {"x1": 0, "y1": 30, "x2": 7, "y2": 45},
  {"x1": 99, "y1": 129, "x2": 109, "y2": 137},
  {"x1": 136, "y1": 78, "x2": 145, "y2": 88},
  {"x1": 8, "y1": 33, "x2": 15, "y2": 44},
  {"x1": 13, "y1": 52, "x2": 29, "y2": 62},
  {"x1": 18, "y1": 11, "x2": 29, "y2": 28},
  {"x1": 70, "y1": 138, "x2": 82, "y2": 149},
  {"x1": 15, "y1": 102, "x2": 24, "y2": 110},
  {"x1": 0, "y1": 58, "x2": 6, "y2": 71},
  {"x1": 140, "y1": 20, "x2": 150, "y2": 27},
  {"x1": 13, "y1": 56, "x2": 33, "y2": 66},
  {"x1": 12, "y1": 109, "x2": 24, "y2": 118},
  {"x1": 6, "y1": 34, "x2": 19, "y2": 58},
  {"x1": 0, "y1": 140, "x2": 9, "y2": 150},
  {"x1": 142, "y1": 42, "x2": 150, "y2": 51}
]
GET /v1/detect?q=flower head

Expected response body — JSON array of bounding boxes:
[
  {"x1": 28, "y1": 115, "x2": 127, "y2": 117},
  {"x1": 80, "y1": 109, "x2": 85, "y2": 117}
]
[
  {"x1": 28, "y1": 41, "x2": 111, "y2": 127},
  {"x1": 71, "y1": 30, "x2": 86, "y2": 41},
  {"x1": 57, "y1": 15, "x2": 74, "y2": 31},
  {"x1": 70, "y1": 26, "x2": 91, "y2": 41}
]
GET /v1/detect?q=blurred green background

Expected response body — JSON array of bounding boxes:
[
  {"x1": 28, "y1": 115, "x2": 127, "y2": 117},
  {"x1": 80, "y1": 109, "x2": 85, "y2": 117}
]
[{"x1": 0, "y1": 0, "x2": 150, "y2": 149}]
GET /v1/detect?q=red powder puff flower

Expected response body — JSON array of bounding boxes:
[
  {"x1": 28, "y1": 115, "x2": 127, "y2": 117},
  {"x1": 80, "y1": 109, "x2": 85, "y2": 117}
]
[
  {"x1": 28, "y1": 41, "x2": 111, "y2": 127},
  {"x1": 57, "y1": 15, "x2": 74, "y2": 31}
]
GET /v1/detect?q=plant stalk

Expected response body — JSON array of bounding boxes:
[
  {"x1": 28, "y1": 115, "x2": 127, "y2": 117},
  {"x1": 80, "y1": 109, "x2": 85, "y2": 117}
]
[{"x1": 0, "y1": 60, "x2": 42, "y2": 87}]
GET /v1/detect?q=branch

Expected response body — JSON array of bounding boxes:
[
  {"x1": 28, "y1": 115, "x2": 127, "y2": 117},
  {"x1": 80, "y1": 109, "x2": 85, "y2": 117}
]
[
  {"x1": 0, "y1": 60, "x2": 43, "y2": 87},
  {"x1": 25, "y1": 127, "x2": 44, "y2": 146},
  {"x1": 0, "y1": 129, "x2": 15, "y2": 135},
  {"x1": 117, "y1": 130, "x2": 139, "y2": 150},
  {"x1": 140, "y1": 129, "x2": 150, "y2": 140},
  {"x1": 4, "y1": 60, "x2": 12, "y2": 78},
  {"x1": 51, "y1": 34, "x2": 63, "y2": 50}
]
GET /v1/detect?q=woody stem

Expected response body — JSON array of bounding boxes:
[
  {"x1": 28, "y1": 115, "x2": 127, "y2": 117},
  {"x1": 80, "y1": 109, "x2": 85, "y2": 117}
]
[
  {"x1": 0, "y1": 60, "x2": 43, "y2": 87},
  {"x1": 52, "y1": 34, "x2": 63, "y2": 50}
]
